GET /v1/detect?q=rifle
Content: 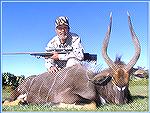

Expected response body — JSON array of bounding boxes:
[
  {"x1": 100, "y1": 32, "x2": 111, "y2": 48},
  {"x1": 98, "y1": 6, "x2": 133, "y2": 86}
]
[{"x1": 2, "y1": 47, "x2": 73, "y2": 59}]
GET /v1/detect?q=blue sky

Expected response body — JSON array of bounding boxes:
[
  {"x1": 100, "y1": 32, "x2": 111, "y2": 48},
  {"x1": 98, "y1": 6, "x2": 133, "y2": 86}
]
[{"x1": 1, "y1": 1, "x2": 149, "y2": 77}]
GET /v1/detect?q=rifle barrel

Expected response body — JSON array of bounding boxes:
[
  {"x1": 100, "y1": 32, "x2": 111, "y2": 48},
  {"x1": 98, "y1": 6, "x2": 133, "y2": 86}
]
[
  {"x1": 2, "y1": 51, "x2": 67, "y2": 56},
  {"x1": 2, "y1": 48, "x2": 73, "y2": 57},
  {"x1": 2, "y1": 52, "x2": 34, "y2": 55}
]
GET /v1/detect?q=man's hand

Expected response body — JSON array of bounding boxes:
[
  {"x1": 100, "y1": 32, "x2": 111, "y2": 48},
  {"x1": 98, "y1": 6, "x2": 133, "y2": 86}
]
[
  {"x1": 50, "y1": 52, "x2": 59, "y2": 60},
  {"x1": 48, "y1": 66, "x2": 59, "y2": 73}
]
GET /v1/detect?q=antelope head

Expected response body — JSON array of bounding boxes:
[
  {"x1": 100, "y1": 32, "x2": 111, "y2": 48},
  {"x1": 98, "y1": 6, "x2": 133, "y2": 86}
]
[{"x1": 102, "y1": 12, "x2": 141, "y2": 87}]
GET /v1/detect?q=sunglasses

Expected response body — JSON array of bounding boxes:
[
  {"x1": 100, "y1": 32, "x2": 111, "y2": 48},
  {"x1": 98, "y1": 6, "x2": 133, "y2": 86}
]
[{"x1": 56, "y1": 25, "x2": 69, "y2": 30}]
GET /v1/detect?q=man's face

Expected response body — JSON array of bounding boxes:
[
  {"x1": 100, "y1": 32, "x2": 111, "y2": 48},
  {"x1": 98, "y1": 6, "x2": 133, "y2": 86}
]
[{"x1": 56, "y1": 25, "x2": 69, "y2": 41}]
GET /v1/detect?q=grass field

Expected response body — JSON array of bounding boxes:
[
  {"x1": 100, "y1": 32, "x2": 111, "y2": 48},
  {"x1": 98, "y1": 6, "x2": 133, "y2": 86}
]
[{"x1": 2, "y1": 79, "x2": 149, "y2": 112}]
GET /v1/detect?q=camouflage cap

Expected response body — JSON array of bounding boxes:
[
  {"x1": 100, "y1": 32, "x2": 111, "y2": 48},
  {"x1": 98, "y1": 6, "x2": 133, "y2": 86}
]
[{"x1": 55, "y1": 16, "x2": 69, "y2": 28}]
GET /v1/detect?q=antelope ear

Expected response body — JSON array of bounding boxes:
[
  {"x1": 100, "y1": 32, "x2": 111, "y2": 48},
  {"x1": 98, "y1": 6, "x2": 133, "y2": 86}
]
[{"x1": 92, "y1": 76, "x2": 112, "y2": 86}]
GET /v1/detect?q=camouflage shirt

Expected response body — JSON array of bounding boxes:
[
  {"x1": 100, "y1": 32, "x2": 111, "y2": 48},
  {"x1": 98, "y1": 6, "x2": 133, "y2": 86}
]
[{"x1": 45, "y1": 32, "x2": 84, "y2": 69}]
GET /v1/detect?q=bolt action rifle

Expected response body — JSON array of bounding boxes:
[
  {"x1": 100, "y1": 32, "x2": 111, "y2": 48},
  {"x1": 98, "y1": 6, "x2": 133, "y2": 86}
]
[{"x1": 2, "y1": 47, "x2": 73, "y2": 59}]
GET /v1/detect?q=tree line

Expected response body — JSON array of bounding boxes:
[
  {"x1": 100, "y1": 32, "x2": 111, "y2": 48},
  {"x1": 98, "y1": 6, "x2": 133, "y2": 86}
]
[{"x1": 2, "y1": 72, "x2": 25, "y2": 89}]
